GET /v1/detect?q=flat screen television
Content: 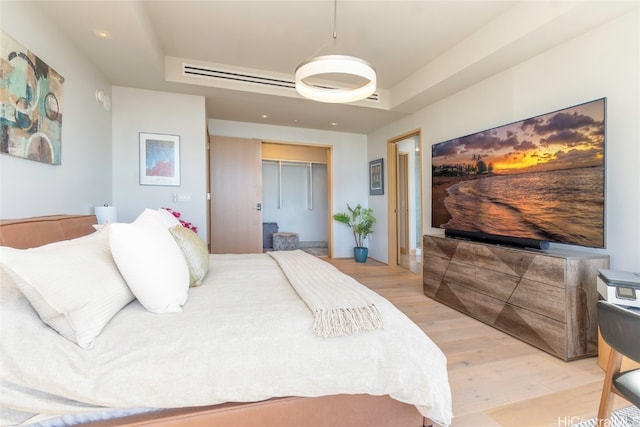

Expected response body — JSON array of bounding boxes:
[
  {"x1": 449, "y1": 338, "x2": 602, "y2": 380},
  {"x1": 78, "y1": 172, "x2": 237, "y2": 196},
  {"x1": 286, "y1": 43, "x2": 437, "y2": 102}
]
[{"x1": 431, "y1": 98, "x2": 605, "y2": 249}]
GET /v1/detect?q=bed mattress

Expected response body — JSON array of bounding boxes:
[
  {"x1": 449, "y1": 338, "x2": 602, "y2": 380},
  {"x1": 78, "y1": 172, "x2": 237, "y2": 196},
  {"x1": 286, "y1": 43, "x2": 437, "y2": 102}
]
[{"x1": 1, "y1": 253, "x2": 452, "y2": 426}]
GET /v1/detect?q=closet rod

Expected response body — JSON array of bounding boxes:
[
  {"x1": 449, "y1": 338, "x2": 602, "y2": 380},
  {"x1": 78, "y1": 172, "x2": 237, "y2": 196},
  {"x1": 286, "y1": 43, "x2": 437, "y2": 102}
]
[
  {"x1": 262, "y1": 159, "x2": 327, "y2": 166},
  {"x1": 308, "y1": 162, "x2": 313, "y2": 210}
]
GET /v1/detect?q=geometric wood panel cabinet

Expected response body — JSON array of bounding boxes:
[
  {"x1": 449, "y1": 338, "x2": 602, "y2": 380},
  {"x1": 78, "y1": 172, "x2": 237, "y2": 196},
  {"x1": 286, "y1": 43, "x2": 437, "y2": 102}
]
[{"x1": 423, "y1": 235, "x2": 609, "y2": 361}]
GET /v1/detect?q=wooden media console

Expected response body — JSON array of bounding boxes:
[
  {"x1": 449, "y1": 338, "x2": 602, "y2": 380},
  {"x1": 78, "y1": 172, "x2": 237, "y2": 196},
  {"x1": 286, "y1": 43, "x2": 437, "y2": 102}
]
[{"x1": 423, "y1": 234, "x2": 609, "y2": 361}]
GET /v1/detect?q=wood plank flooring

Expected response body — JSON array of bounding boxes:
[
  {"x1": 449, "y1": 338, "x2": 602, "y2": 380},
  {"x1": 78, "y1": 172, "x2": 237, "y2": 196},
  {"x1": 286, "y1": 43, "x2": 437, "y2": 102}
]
[{"x1": 324, "y1": 257, "x2": 632, "y2": 427}]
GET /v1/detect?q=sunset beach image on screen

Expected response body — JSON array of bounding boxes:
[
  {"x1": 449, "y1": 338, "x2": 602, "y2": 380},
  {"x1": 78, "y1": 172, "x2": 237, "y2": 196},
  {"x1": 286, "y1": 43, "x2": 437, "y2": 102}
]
[{"x1": 431, "y1": 98, "x2": 605, "y2": 249}]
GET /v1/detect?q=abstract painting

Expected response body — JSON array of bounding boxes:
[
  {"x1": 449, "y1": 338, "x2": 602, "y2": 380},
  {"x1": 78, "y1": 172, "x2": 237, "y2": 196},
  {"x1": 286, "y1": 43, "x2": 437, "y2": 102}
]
[
  {"x1": 139, "y1": 132, "x2": 180, "y2": 186},
  {"x1": 0, "y1": 31, "x2": 64, "y2": 165}
]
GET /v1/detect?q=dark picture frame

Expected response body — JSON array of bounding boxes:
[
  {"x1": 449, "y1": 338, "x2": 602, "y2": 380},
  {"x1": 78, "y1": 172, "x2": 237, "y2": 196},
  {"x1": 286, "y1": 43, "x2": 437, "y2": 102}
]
[{"x1": 369, "y1": 158, "x2": 384, "y2": 195}]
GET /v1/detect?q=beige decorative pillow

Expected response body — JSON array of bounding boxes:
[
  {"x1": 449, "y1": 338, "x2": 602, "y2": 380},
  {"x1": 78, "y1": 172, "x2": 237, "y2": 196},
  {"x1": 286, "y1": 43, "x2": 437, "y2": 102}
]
[
  {"x1": 0, "y1": 224, "x2": 134, "y2": 349},
  {"x1": 169, "y1": 225, "x2": 209, "y2": 287},
  {"x1": 109, "y1": 209, "x2": 189, "y2": 313}
]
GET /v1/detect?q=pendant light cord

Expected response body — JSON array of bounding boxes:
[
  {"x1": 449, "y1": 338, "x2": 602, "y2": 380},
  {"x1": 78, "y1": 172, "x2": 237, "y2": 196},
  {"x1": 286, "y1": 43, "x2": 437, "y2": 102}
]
[
  {"x1": 333, "y1": 0, "x2": 338, "y2": 40},
  {"x1": 306, "y1": 0, "x2": 338, "y2": 59}
]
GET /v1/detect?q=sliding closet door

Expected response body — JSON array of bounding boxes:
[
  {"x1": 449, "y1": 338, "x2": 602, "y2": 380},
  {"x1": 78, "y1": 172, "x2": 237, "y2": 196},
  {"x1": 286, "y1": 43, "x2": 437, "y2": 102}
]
[{"x1": 209, "y1": 136, "x2": 262, "y2": 253}]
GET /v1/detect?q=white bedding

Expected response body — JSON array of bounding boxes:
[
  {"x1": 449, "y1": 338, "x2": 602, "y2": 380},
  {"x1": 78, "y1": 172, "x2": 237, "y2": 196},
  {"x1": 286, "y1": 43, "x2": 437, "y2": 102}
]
[{"x1": 0, "y1": 253, "x2": 452, "y2": 426}]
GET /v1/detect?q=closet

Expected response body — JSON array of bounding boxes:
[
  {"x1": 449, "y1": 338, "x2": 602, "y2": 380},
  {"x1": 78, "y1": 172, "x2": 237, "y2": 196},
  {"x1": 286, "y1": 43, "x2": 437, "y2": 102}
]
[
  {"x1": 261, "y1": 142, "x2": 329, "y2": 251},
  {"x1": 209, "y1": 137, "x2": 329, "y2": 254}
]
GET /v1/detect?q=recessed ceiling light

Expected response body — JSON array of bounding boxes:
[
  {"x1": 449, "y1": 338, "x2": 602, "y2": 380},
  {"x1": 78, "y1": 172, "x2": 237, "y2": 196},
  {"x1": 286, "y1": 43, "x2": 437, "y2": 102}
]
[
  {"x1": 331, "y1": 122, "x2": 338, "y2": 126},
  {"x1": 261, "y1": 114, "x2": 269, "y2": 119},
  {"x1": 93, "y1": 29, "x2": 113, "y2": 39}
]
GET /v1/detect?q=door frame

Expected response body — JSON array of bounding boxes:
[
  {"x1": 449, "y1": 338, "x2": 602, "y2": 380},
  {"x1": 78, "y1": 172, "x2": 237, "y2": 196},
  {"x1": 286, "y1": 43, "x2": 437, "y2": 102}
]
[{"x1": 387, "y1": 129, "x2": 423, "y2": 269}]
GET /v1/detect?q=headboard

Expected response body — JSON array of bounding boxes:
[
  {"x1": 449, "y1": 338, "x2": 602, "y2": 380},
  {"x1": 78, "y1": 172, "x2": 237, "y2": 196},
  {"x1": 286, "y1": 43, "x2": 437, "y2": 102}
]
[{"x1": 0, "y1": 215, "x2": 97, "y2": 249}]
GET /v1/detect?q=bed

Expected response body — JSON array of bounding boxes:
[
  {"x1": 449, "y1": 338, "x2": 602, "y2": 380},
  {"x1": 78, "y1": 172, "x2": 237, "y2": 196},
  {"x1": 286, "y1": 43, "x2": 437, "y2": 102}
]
[{"x1": 0, "y1": 212, "x2": 452, "y2": 427}]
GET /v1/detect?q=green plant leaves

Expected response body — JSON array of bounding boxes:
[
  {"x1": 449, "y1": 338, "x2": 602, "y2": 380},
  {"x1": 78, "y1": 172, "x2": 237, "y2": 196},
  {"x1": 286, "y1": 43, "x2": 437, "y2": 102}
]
[{"x1": 332, "y1": 203, "x2": 376, "y2": 248}]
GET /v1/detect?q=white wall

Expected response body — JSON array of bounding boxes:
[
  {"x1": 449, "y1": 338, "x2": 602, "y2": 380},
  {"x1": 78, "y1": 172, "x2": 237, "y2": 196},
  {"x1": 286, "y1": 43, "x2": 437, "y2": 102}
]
[
  {"x1": 368, "y1": 9, "x2": 640, "y2": 271},
  {"x1": 112, "y1": 87, "x2": 207, "y2": 240},
  {"x1": 208, "y1": 119, "x2": 367, "y2": 258},
  {"x1": 0, "y1": 2, "x2": 112, "y2": 219}
]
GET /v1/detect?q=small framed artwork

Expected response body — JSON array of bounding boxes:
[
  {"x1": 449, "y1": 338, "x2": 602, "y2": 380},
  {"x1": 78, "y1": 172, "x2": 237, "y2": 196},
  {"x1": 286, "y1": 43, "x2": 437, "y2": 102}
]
[
  {"x1": 369, "y1": 158, "x2": 384, "y2": 195},
  {"x1": 139, "y1": 132, "x2": 180, "y2": 186}
]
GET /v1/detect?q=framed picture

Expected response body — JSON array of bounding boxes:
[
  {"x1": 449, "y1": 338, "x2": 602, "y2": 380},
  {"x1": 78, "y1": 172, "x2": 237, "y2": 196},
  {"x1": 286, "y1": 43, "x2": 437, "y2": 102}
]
[
  {"x1": 139, "y1": 132, "x2": 180, "y2": 186},
  {"x1": 369, "y1": 158, "x2": 384, "y2": 195},
  {"x1": 1, "y1": 30, "x2": 65, "y2": 165}
]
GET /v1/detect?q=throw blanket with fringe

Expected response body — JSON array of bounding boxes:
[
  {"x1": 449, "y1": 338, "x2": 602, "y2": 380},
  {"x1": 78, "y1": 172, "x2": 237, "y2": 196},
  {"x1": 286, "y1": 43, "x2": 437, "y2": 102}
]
[{"x1": 268, "y1": 250, "x2": 383, "y2": 337}]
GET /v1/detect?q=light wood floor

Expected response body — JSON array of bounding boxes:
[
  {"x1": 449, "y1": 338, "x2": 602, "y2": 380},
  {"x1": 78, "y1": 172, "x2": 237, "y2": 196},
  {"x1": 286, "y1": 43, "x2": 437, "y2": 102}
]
[{"x1": 324, "y1": 257, "x2": 632, "y2": 427}]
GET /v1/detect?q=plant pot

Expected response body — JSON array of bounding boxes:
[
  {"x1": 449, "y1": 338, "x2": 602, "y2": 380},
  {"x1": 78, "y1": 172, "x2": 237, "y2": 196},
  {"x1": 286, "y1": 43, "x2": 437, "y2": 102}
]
[{"x1": 354, "y1": 247, "x2": 368, "y2": 263}]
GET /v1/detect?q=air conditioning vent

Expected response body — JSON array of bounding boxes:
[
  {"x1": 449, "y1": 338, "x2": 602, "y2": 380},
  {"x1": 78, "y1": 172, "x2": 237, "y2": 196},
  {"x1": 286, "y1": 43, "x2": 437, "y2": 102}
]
[
  {"x1": 184, "y1": 65, "x2": 295, "y2": 90},
  {"x1": 182, "y1": 63, "x2": 379, "y2": 102}
]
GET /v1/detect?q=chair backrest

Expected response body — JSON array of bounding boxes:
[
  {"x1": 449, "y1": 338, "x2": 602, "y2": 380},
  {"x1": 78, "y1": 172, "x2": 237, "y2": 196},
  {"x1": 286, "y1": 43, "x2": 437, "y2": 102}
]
[{"x1": 597, "y1": 301, "x2": 640, "y2": 362}]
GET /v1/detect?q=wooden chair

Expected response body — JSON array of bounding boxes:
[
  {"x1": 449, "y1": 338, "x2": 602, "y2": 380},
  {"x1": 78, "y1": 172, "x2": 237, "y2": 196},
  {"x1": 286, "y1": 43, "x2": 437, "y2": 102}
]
[{"x1": 596, "y1": 301, "x2": 640, "y2": 426}]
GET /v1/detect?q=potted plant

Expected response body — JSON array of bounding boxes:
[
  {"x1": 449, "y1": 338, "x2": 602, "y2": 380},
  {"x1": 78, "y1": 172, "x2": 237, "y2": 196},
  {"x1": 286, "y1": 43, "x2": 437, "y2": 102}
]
[{"x1": 333, "y1": 203, "x2": 376, "y2": 262}]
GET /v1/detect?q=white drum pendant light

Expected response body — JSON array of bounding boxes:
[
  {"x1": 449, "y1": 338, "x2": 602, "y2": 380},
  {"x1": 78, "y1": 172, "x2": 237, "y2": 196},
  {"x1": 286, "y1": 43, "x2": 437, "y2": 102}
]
[
  {"x1": 296, "y1": 55, "x2": 376, "y2": 103},
  {"x1": 295, "y1": 0, "x2": 376, "y2": 103}
]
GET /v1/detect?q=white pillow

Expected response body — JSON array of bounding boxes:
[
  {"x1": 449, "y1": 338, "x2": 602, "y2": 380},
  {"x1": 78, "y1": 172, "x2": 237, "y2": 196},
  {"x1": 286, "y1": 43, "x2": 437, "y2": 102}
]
[
  {"x1": 109, "y1": 209, "x2": 189, "y2": 313},
  {"x1": 156, "y1": 208, "x2": 182, "y2": 228},
  {"x1": 0, "y1": 224, "x2": 134, "y2": 349}
]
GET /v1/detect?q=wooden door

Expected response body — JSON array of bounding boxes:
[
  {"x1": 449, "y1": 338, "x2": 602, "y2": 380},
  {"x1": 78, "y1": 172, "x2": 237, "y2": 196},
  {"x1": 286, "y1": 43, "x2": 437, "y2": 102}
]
[
  {"x1": 209, "y1": 136, "x2": 263, "y2": 253},
  {"x1": 398, "y1": 152, "x2": 410, "y2": 257}
]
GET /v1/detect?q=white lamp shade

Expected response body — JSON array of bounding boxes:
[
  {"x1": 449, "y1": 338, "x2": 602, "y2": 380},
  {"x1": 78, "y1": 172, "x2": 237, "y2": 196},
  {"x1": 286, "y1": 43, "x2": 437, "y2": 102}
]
[{"x1": 95, "y1": 206, "x2": 118, "y2": 224}]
